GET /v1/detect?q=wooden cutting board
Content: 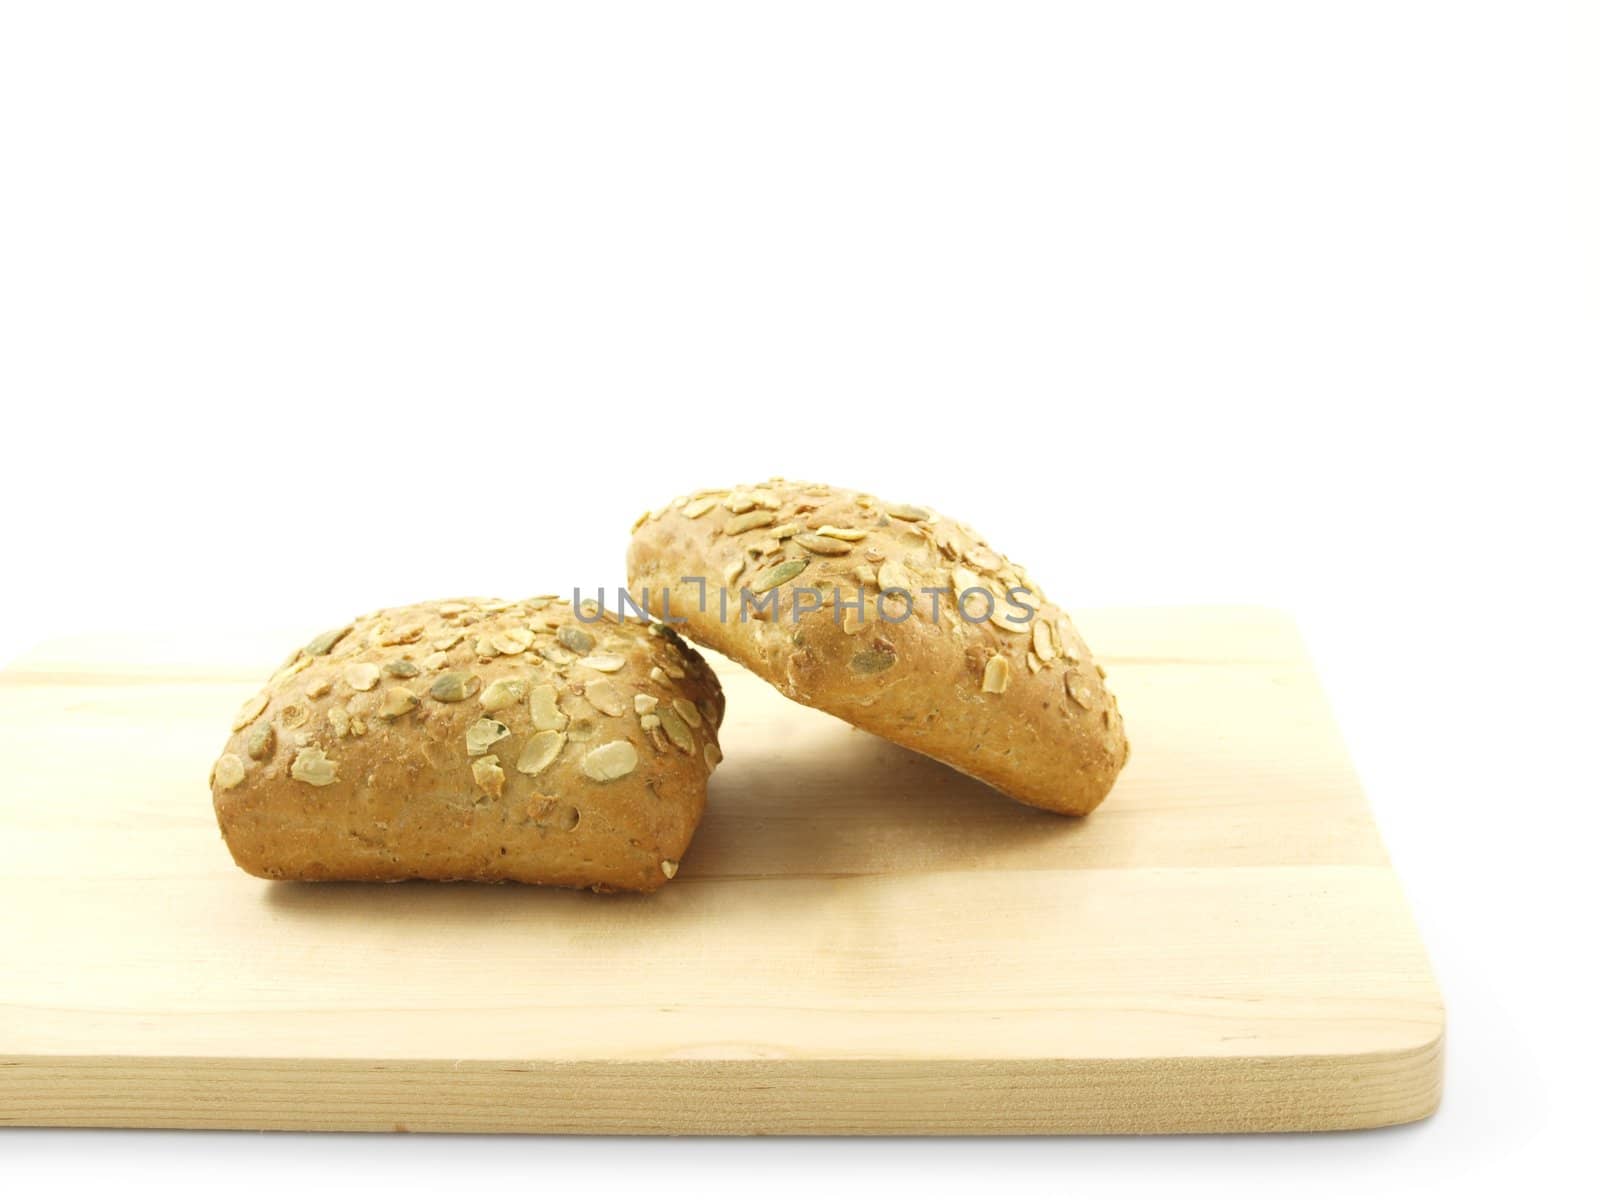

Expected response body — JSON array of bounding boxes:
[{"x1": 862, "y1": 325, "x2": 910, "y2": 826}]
[{"x1": 0, "y1": 607, "x2": 1442, "y2": 1134}]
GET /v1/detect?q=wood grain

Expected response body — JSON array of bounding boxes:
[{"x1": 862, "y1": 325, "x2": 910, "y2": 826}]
[{"x1": 0, "y1": 607, "x2": 1443, "y2": 1133}]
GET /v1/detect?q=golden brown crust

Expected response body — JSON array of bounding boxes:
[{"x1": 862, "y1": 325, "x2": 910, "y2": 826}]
[
  {"x1": 627, "y1": 481, "x2": 1127, "y2": 815},
  {"x1": 210, "y1": 598, "x2": 724, "y2": 893}
]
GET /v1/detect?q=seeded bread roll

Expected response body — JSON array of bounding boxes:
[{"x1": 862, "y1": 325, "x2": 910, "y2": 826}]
[
  {"x1": 210, "y1": 598, "x2": 724, "y2": 893},
  {"x1": 627, "y1": 481, "x2": 1128, "y2": 816}
]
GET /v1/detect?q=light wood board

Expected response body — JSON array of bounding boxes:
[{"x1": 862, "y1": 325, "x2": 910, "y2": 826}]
[{"x1": 0, "y1": 607, "x2": 1443, "y2": 1134}]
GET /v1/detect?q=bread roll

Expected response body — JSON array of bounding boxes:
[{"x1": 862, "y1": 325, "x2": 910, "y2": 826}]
[
  {"x1": 627, "y1": 481, "x2": 1127, "y2": 815},
  {"x1": 210, "y1": 598, "x2": 723, "y2": 892}
]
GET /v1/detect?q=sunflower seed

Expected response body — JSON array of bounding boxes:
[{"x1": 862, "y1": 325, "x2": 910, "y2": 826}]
[
  {"x1": 749, "y1": 488, "x2": 783, "y2": 510},
  {"x1": 492, "y1": 628, "x2": 534, "y2": 655},
  {"x1": 640, "y1": 712, "x2": 661, "y2": 730},
  {"x1": 328, "y1": 706, "x2": 351, "y2": 738},
  {"x1": 421, "y1": 650, "x2": 449, "y2": 671},
  {"x1": 479, "y1": 678, "x2": 528, "y2": 712},
  {"x1": 434, "y1": 631, "x2": 465, "y2": 651},
  {"x1": 660, "y1": 859, "x2": 679, "y2": 879},
  {"x1": 578, "y1": 652, "x2": 627, "y2": 673},
  {"x1": 682, "y1": 497, "x2": 719, "y2": 519},
  {"x1": 1026, "y1": 651, "x2": 1043, "y2": 674},
  {"x1": 472, "y1": 755, "x2": 506, "y2": 799},
  {"x1": 466, "y1": 718, "x2": 511, "y2": 756},
  {"x1": 529, "y1": 684, "x2": 568, "y2": 731},
  {"x1": 815, "y1": 524, "x2": 866, "y2": 540},
  {"x1": 750, "y1": 559, "x2": 808, "y2": 592},
  {"x1": 885, "y1": 502, "x2": 931, "y2": 522},
  {"x1": 304, "y1": 678, "x2": 332, "y2": 700},
  {"x1": 438, "y1": 603, "x2": 470, "y2": 617},
  {"x1": 304, "y1": 626, "x2": 351, "y2": 657},
  {"x1": 876, "y1": 561, "x2": 912, "y2": 593},
  {"x1": 672, "y1": 698, "x2": 702, "y2": 728},
  {"x1": 982, "y1": 654, "x2": 1010, "y2": 694},
  {"x1": 768, "y1": 522, "x2": 800, "y2": 540},
  {"x1": 951, "y1": 565, "x2": 984, "y2": 596},
  {"x1": 586, "y1": 678, "x2": 628, "y2": 716},
  {"x1": 245, "y1": 721, "x2": 275, "y2": 760},
  {"x1": 990, "y1": 605, "x2": 1032, "y2": 635},
  {"x1": 516, "y1": 729, "x2": 566, "y2": 775},
  {"x1": 429, "y1": 672, "x2": 481, "y2": 702},
  {"x1": 1032, "y1": 621, "x2": 1057, "y2": 661},
  {"x1": 378, "y1": 687, "x2": 418, "y2": 718},
  {"x1": 1066, "y1": 673, "x2": 1094, "y2": 708},
  {"x1": 725, "y1": 510, "x2": 776, "y2": 535},
  {"x1": 557, "y1": 625, "x2": 595, "y2": 654},
  {"x1": 723, "y1": 492, "x2": 757, "y2": 514},
  {"x1": 213, "y1": 753, "x2": 246, "y2": 790},
  {"x1": 634, "y1": 693, "x2": 659, "y2": 714},
  {"x1": 344, "y1": 663, "x2": 381, "y2": 692},
  {"x1": 581, "y1": 739, "x2": 639, "y2": 781},
  {"x1": 658, "y1": 708, "x2": 695, "y2": 753},
  {"x1": 232, "y1": 692, "x2": 270, "y2": 731},
  {"x1": 794, "y1": 532, "x2": 852, "y2": 556},
  {"x1": 290, "y1": 747, "x2": 338, "y2": 787}
]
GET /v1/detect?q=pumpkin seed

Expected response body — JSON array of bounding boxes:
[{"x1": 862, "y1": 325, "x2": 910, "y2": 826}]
[
  {"x1": 557, "y1": 625, "x2": 594, "y2": 654},
  {"x1": 304, "y1": 626, "x2": 351, "y2": 657},
  {"x1": 232, "y1": 692, "x2": 270, "y2": 731},
  {"x1": 703, "y1": 741, "x2": 723, "y2": 770},
  {"x1": 430, "y1": 671, "x2": 481, "y2": 702},
  {"x1": 245, "y1": 721, "x2": 275, "y2": 760},
  {"x1": 384, "y1": 659, "x2": 420, "y2": 678},
  {"x1": 850, "y1": 648, "x2": 896, "y2": 674}
]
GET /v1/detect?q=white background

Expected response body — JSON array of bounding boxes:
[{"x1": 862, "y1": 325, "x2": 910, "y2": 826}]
[{"x1": 1, "y1": 2, "x2": 1595, "y2": 1195}]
